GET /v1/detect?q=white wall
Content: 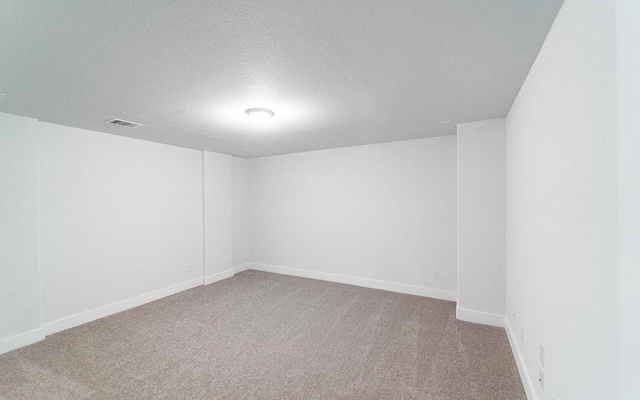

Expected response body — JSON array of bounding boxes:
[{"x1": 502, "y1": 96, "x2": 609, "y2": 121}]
[
  {"x1": 0, "y1": 113, "x2": 41, "y2": 352},
  {"x1": 249, "y1": 136, "x2": 457, "y2": 299},
  {"x1": 505, "y1": 0, "x2": 619, "y2": 399},
  {"x1": 617, "y1": 0, "x2": 640, "y2": 396},
  {"x1": 1, "y1": 115, "x2": 248, "y2": 353},
  {"x1": 39, "y1": 122, "x2": 204, "y2": 328},
  {"x1": 203, "y1": 152, "x2": 233, "y2": 281},
  {"x1": 232, "y1": 157, "x2": 252, "y2": 267},
  {"x1": 456, "y1": 119, "x2": 506, "y2": 325}
]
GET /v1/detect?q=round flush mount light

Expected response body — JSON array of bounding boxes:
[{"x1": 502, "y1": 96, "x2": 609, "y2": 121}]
[{"x1": 245, "y1": 108, "x2": 274, "y2": 124}]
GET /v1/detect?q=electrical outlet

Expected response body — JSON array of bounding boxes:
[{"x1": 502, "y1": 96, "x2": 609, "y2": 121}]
[
  {"x1": 540, "y1": 343, "x2": 545, "y2": 367},
  {"x1": 188, "y1": 263, "x2": 193, "y2": 272},
  {"x1": 433, "y1": 270, "x2": 439, "y2": 279},
  {"x1": 538, "y1": 366, "x2": 544, "y2": 390}
]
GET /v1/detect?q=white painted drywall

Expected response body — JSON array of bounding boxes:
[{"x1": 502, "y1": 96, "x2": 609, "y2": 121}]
[
  {"x1": 203, "y1": 152, "x2": 233, "y2": 279},
  {"x1": 0, "y1": 112, "x2": 41, "y2": 346},
  {"x1": 457, "y1": 119, "x2": 506, "y2": 319},
  {"x1": 39, "y1": 122, "x2": 204, "y2": 324},
  {"x1": 506, "y1": 0, "x2": 619, "y2": 398},
  {"x1": 617, "y1": 0, "x2": 640, "y2": 397},
  {"x1": 249, "y1": 136, "x2": 457, "y2": 295},
  {"x1": 232, "y1": 157, "x2": 252, "y2": 267}
]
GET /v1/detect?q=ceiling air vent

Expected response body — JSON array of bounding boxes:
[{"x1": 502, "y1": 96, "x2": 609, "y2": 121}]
[{"x1": 106, "y1": 119, "x2": 143, "y2": 128}]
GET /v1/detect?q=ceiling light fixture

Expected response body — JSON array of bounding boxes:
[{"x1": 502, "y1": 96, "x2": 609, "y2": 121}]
[{"x1": 245, "y1": 108, "x2": 274, "y2": 125}]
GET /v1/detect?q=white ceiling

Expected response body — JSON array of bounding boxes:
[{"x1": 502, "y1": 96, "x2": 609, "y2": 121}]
[{"x1": 0, "y1": 0, "x2": 563, "y2": 158}]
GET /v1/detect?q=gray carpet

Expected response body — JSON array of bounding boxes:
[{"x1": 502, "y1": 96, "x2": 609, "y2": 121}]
[{"x1": 0, "y1": 270, "x2": 525, "y2": 399}]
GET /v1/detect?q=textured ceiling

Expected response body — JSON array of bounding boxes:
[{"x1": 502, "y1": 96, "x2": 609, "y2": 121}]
[{"x1": 0, "y1": 0, "x2": 563, "y2": 158}]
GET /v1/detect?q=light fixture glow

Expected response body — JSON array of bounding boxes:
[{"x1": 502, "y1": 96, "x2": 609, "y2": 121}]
[{"x1": 245, "y1": 108, "x2": 274, "y2": 125}]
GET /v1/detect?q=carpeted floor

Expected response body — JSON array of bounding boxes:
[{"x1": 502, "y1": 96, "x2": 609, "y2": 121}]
[{"x1": 0, "y1": 270, "x2": 525, "y2": 399}]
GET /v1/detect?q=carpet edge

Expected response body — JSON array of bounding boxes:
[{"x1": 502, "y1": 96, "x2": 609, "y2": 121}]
[
  {"x1": 248, "y1": 262, "x2": 458, "y2": 302},
  {"x1": 41, "y1": 277, "x2": 203, "y2": 336}
]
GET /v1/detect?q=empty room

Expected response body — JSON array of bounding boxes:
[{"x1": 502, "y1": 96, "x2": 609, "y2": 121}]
[{"x1": 1, "y1": 0, "x2": 638, "y2": 399}]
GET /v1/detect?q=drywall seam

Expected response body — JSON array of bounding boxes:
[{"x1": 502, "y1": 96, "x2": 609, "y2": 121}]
[
  {"x1": 248, "y1": 263, "x2": 458, "y2": 302},
  {"x1": 0, "y1": 328, "x2": 45, "y2": 356},
  {"x1": 506, "y1": 318, "x2": 538, "y2": 400},
  {"x1": 36, "y1": 120, "x2": 43, "y2": 340},
  {"x1": 201, "y1": 151, "x2": 207, "y2": 281},
  {"x1": 204, "y1": 269, "x2": 234, "y2": 285},
  {"x1": 42, "y1": 278, "x2": 203, "y2": 336},
  {"x1": 456, "y1": 307, "x2": 506, "y2": 327}
]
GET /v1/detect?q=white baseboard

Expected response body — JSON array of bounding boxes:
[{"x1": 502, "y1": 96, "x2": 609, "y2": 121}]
[
  {"x1": 42, "y1": 277, "x2": 203, "y2": 336},
  {"x1": 249, "y1": 263, "x2": 458, "y2": 302},
  {"x1": 456, "y1": 307, "x2": 506, "y2": 327},
  {"x1": 233, "y1": 262, "x2": 251, "y2": 274},
  {"x1": 0, "y1": 328, "x2": 45, "y2": 355},
  {"x1": 204, "y1": 269, "x2": 234, "y2": 285},
  {"x1": 506, "y1": 318, "x2": 537, "y2": 400}
]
